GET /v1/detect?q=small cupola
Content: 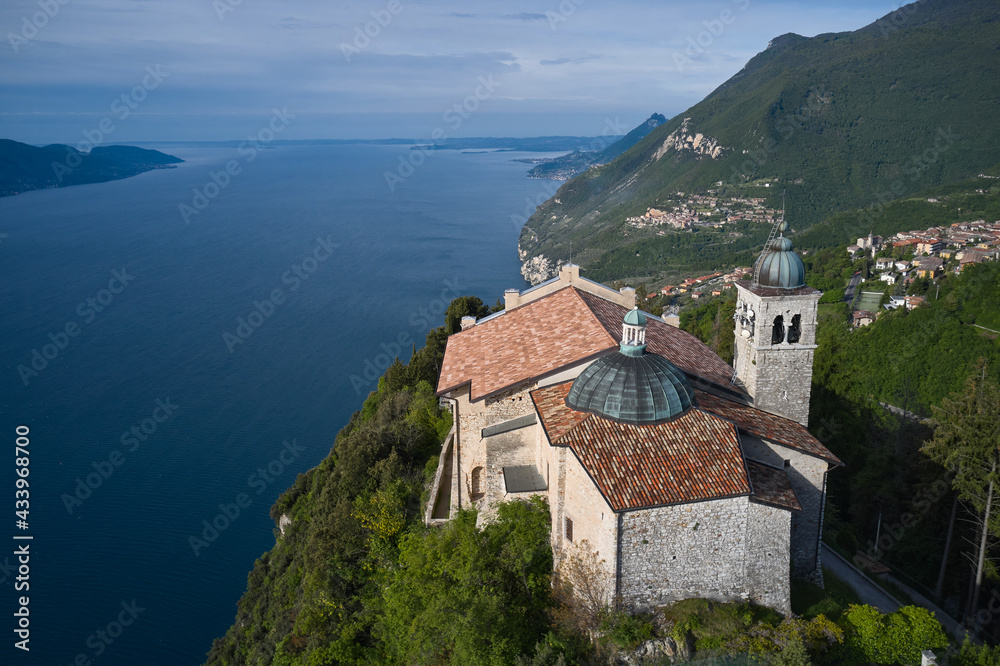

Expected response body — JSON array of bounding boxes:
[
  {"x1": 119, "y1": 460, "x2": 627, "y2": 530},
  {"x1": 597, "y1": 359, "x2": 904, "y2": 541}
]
[{"x1": 621, "y1": 307, "x2": 647, "y2": 356}]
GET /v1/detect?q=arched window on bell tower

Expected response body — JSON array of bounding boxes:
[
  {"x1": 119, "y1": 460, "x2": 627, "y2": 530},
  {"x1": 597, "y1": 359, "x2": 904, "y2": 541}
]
[
  {"x1": 788, "y1": 314, "x2": 801, "y2": 344},
  {"x1": 771, "y1": 316, "x2": 785, "y2": 345}
]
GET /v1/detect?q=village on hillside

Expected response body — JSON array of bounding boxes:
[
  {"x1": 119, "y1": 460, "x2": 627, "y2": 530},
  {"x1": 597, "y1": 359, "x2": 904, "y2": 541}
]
[
  {"x1": 844, "y1": 218, "x2": 1000, "y2": 326},
  {"x1": 644, "y1": 215, "x2": 1000, "y2": 329},
  {"x1": 626, "y1": 191, "x2": 780, "y2": 232}
]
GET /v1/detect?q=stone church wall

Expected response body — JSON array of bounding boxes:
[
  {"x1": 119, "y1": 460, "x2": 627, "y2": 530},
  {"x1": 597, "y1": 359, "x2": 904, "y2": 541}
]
[
  {"x1": 619, "y1": 497, "x2": 750, "y2": 610},
  {"x1": 553, "y1": 447, "x2": 618, "y2": 605},
  {"x1": 750, "y1": 346, "x2": 816, "y2": 427},
  {"x1": 742, "y1": 435, "x2": 828, "y2": 583},
  {"x1": 732, "y1": 283, "x2": 820, "y2": 427},
  {"x1": 745, "y1": 501, "x2": 792, "y2": 614},
  {"x1": 451, "y1": 382, "x2": 538, "y2": 521}
]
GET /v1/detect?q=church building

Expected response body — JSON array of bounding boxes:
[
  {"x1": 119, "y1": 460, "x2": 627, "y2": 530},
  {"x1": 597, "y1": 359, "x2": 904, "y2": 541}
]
[{"x1": 426, "y1": 223, "x2": 841, "y2": 614}]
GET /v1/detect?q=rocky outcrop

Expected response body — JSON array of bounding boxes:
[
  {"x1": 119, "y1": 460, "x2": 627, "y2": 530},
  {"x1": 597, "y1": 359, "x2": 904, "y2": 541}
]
[
  {"x1": 520, "y1": 254, "x2": 556, "y2": 285},
  {"x1": 653, "y1": 118, "x2": 727, "y2": 161},
  {"x1": 615, "y1": 636, "x2": 686, "y2": 665}
]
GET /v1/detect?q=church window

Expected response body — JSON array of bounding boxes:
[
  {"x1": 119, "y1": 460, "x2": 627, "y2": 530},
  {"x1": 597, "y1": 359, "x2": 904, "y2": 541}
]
[
  {"x1": 788, "y1": 314, "x2": 801, "y2": 343},
  {"x1": 471, "y1": 466, "x2": 484, "y2": 499},
  {"x1": 565, "y1": 516, "x2": 574, "y2": 542},
  {"x1": 771, "y1": 316, "x2": 785, "y2": 345}
]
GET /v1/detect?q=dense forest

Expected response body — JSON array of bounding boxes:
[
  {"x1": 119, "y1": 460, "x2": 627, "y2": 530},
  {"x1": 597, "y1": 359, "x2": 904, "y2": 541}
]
[{"x1": 811, "y1": 262, "x2": 1000, "y2": 630}]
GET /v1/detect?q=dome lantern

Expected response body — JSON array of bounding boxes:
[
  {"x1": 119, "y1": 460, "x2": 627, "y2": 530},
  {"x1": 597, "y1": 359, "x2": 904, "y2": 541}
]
[{"x1": 620, "y1": 307, "x2": 647, "y2": 356}]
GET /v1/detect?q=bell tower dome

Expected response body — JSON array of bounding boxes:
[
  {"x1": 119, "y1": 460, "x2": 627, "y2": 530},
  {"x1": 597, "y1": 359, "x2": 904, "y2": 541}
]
[{"x1": 732, "y1": 213, "x2": 822, "y2": 426}]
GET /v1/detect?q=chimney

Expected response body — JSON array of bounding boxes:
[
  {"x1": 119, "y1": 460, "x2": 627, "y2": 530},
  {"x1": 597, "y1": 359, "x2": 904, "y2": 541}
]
[
  {"x1": 619, "y1": 286, "x2": 636, "y2": 308},
  {"x1": 559, "y1": 263, "x2": 580, "y2": 282},
  {"x1": 460, "y1": 316, "x2": 477, "y2": 331},
  {"x1": 504, "y1": 288, "x2": 521, "y2": 310}
]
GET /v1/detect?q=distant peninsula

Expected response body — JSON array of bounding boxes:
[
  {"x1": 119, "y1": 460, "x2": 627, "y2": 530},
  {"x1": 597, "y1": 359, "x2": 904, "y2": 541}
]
[
  {"x1": 409, "y1": 136, "x2": 625, "y2": 152},
  {"x1": 522, "y1": 113, "x2": 666, "y2": 180},
  {"x1": 0, "y1": 139, "x2": 183, "y2": 198}
]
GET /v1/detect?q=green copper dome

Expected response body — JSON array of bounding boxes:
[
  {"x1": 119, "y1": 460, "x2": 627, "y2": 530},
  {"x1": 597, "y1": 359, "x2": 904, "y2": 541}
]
[
  {"x1": 566, "y1": 351, "x2": 695, "y2": 425},
  {"x1": 755, "y1": 233, "x2": 805, "y2": 289},
  {"x1": 567, "y1": 309, "x2": 695, "y2": 424},
  {"x1": 623, "y1": 308, "x2": 646, "y2": 326}
]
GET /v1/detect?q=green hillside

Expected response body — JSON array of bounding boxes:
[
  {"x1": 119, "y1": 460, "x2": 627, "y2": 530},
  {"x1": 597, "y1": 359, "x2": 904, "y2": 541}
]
[{"x1": 518, "y1": 0, "x2": 1000, "y2": 284}]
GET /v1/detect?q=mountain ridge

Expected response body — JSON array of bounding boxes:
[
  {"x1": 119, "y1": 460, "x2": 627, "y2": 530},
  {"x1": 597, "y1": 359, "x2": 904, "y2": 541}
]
[{"x1": 517, "y1": 0, "x2": 1000, "y2": 284}]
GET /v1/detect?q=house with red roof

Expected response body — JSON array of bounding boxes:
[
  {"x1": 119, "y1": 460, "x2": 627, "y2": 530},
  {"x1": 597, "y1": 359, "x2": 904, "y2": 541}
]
[{"x1": 426, "y1": 229, "x2": 840, "y2": 615}]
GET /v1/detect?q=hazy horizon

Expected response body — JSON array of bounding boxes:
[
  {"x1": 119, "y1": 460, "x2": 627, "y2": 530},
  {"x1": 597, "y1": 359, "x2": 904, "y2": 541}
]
[{"x1": 1, "y1": 0, "x2": 898, "y2": 145}]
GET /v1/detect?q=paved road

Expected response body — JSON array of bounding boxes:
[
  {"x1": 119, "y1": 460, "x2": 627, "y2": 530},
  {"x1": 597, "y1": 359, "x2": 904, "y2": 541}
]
[
  {"x1": 843, "y1": 273, "x2": 863, "y2": 303},
  {"x1": 822, "y1": 544, "x2": 970, "y2": 641},
  {"x1": 821, "y1": 544, "x2": 901, "y2": 613}
]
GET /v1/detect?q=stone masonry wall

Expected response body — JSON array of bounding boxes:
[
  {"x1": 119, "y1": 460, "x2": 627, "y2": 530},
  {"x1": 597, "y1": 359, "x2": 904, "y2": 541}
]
[
  {"x1": 452, "y1": 383, "x2": 538, "y2": 521},
  {"x1": 481, "y1": 427, "x2": 539, "y2": 523},
  {"x1": 619, "y1": 496, "x2": 793, "y2": 613},
  {"x1": 742, "y1": 435, "x2": 828, "y2": 583},
  {"x1": 553, "y1": 447, "x2": 618, "y2": 605},
  {"x1": 619, "y1": 497, "x2": 750, "y2": 611},
  {"x1": 732, "y1": 283, "x2": 821, "y2": 427},
  {"x1": 746, "y1": 501, "x2": 792, "y2": 614},
  {"x1": 751, "y1": 347, "x2": 816, "y2": 427}
]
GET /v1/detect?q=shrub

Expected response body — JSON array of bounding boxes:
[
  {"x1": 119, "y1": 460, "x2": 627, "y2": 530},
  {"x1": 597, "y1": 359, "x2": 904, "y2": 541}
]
[
  {"x1": 599, "y1": 609, "x2": 655, "y2": 650},
  {"x1": 834, "y1": 604, "x2": 947, "y2": 665}
]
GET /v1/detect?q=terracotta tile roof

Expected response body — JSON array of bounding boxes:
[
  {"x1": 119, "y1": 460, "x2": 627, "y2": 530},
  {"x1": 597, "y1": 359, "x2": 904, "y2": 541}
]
[
  {"x1": 437, "y1": 283, "x2": 741, "y2": 402},
  {"x1": 696, "y1": 390, "x2": 842, "y2": 465},
  {"x1": 531, "y1": 382, "x2": 751, "y2": 511},
  {"x1": 531, "y1": 380, "x2": 591, "y2": 442},
  {"x1": 576, "y1": 290, "x2": 737, "y2": 388},
  {"x1": 436, "y1": 287, "x2": 616, "y2": 400},
  {"x1": 746, "y1": 460, "x2": 801, "y2": 511}
]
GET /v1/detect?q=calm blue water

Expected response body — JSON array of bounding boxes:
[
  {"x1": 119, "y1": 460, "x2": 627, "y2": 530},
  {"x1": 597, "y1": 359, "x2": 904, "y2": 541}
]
[{"x1": 0, "y1": 144, "x2": 562, "y2": 664}]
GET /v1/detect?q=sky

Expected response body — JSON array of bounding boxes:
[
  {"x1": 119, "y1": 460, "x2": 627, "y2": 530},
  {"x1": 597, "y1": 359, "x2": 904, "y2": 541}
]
[{"x1": 0, "y1": 0, "x2": 901, "y2": 143}]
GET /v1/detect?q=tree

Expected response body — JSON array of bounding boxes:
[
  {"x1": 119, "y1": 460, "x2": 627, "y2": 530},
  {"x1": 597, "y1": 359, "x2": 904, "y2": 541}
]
[
  {"x1": 922, "y1": 360, "x2": 1000, "y2": 625},
  {"x1": 836, "y1": 604, "x2": 947, "y2": 665},
  {"x1": 551, "y1": 540, "x2": 612, "y2": 640},
  {"x1": 380, "y1": 498, "x2": 554, "y2": 665},
  {"x1": 444, "y1": 296, "x2": 492, "y2": 334},
  {"x1": 769, "y1": 633, "x2": 812, "y2": 666}
]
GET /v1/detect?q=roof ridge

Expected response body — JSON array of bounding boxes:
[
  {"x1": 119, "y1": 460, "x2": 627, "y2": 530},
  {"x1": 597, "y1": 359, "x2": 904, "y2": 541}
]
[
  {"x1": 437, "y1": 286, "x2": 623, "y2": 400},
  {"x1": 567, "y1": 286, "x2": 619, "y2": 347},
  {"x1": 553, "y1": 412, "x2": 592, "y2": 445},
  {"x1": 695, "y1": 390, "x2": 842, "y2": 466}
]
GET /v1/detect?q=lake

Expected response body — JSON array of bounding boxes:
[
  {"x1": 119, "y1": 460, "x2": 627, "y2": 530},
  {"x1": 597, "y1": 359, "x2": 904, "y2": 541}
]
[{"x1": 0, "y1": 143, "x2": 563, "y2": 664}]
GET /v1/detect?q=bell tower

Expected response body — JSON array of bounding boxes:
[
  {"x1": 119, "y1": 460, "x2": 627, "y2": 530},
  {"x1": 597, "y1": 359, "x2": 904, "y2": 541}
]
[{"x1": 732, "y1": 218, "x2": 821, "y2": 426}]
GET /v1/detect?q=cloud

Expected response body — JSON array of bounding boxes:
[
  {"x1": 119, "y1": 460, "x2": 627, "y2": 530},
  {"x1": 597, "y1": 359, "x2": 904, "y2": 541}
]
[
  {"x1": 540, "y1": 54, "x2": 602, "y2": 66},
  {"x1": 502, "y1": 13, "x2": 547, "y2": 21},
  {"x1": 274, "y1": 16, "x2": 338, "y2": 30},
  {"x1": 0, "y1": 0, "x2": 898, "y2": 140}
]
